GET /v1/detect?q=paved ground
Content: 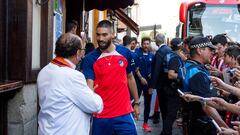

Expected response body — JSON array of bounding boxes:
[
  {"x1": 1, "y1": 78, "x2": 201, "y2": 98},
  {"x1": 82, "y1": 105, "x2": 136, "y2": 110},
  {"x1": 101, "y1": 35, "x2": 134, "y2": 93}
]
[{"x1": 136, "y1": 98, "x2": 183, "y2": 135}]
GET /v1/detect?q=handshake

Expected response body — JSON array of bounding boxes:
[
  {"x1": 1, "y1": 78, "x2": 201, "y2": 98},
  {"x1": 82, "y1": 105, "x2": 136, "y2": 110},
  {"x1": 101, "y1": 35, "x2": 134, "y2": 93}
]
[{"x1": 177, "y1": 89, "x2": 212, "y2": 104}]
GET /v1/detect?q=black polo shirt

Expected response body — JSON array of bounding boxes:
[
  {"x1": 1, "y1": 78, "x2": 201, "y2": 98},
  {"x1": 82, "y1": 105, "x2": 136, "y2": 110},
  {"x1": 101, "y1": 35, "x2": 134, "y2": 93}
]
[{"x1": 188, "y1": 60, "x2": 217, "y2": 117}]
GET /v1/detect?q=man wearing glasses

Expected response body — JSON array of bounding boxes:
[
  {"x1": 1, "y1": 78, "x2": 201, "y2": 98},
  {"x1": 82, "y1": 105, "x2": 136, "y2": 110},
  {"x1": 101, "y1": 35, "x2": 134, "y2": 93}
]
[{"x1": 37, "y1": 33, "x2": 103, "y2": 135}]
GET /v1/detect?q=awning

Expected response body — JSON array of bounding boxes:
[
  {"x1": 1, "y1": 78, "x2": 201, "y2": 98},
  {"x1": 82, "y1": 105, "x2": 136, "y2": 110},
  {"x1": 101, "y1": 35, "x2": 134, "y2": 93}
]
[
  {"x1": 83, "y1": 0, "x2": 134, "y2": 11},
  {"x1": 113, "y1": 9, "x2": 139, "y2": 35}
]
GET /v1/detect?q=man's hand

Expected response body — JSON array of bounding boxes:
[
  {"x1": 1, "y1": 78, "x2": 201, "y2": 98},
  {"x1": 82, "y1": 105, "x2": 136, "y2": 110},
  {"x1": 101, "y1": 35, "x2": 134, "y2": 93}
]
[
  {"x1": 87, "y1": 79, "x2": 97, "y2": 91},
  {"x1": 140, "y1": 77, "x2": 148, "y2": 86},
  {"x1": 209, "y1": 97, "x2": 227, "y2": 111},
  {"x1": 231, "y1": 121, "x2": 240, "y2": 134},
  {"x1": 234, "y1": 68, "x2": 240, "y2": 80},
  {"x1": 235, "y1": 101, "x2": 240, "y2": 106},
  {"x1": 210, "y1": 66, "x2": 220, "y2": 73},
  {"x1": 93, "y1": 84, "x2": 98, "y2": 92},
  {"x1": 148, "y1": 88, "x2": 153, "y2": 95},
  {"x1": 218, "y1": 127, "x2": 239, "y2": 135},
  {"x1": 179, "y1": 51, "x2": 187, "y2": 61},
  {"x1": 133, "y1": 104, "x2": 140, "y2": 120},
  {"x1": 210, "y1": 76, "x2": 225, "y2": 89},
  {"x1": 181, "y1": 93, "x2": 202, "y2": 102},
  {"x1": 127, "y1": 72, "x2": 140, "y2": 120}
]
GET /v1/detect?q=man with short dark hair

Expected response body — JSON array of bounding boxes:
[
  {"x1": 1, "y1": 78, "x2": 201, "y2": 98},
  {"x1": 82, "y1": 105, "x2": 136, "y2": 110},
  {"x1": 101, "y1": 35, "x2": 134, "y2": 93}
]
[
  {"x1": 37, "y1": 33, "x2": 103, "y2": 135},
  {"x1": 130, "y1": 37, "x2": 138, "y2": 50},
  {"x1": 81, "y1": 20, "x2": 140, "y2": 135},
  {"x1": 123, "y1": 35, "x2": 132, "y2": 48},
  {"x1": 66, "y1": 20, "x2": 78, "y2": 34},
  {"x1": 223, "y1": 45, "x2": 240, "y2": 84},
  {"x1": 211, "y1": 34, "x2": 229, "y2": 72},
  {"x1": 183, "y1": 36, "x2": 194, "y2": 59},
  {"x1": 135, "y1": 37, "x2": 154, "y2": 132}
]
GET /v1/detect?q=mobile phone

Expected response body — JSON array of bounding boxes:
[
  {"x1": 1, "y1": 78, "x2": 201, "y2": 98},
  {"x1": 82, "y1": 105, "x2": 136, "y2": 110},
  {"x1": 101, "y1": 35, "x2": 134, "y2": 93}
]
[
  {"x1": 199, "y1": 97, "x2": 212, "y2": 103},
  {"x1": 80, "y1": 32, "x2": 85, "y2": 38},
  {"x1": 202, "y1": 98, "x2": 212, "y2": 101},
  {"x1": 205, "y1": 64, "x2": 212, "y2": 70},
  {"x1": 212, "y1": 119, "x2": 222, "y2": 132},
  {"x1": 177, "y1": 89, "x2": 185, "y2": 96},
  {"x1": 228, "y1": 68, "x2": 237, "y2": 77}
]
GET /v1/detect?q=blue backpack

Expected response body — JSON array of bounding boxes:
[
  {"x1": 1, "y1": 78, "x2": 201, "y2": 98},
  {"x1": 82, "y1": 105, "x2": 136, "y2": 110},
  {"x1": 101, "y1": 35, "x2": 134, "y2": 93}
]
[
  {"x1": 163, "y1": 52, "x2": 185, "y2": 74},
  {"x1": 179, "y1": 60, "x2": 210, "y2": 92}
]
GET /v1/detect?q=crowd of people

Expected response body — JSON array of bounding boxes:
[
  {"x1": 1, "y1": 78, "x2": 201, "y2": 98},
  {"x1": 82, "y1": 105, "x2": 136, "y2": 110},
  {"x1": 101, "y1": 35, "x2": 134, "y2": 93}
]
[
  {"x1": 180, "y1": 34, "x2": 240, "y2": 135},
  {"x1": 37, "y1": 19, "x2": 240, "y2": 135}
]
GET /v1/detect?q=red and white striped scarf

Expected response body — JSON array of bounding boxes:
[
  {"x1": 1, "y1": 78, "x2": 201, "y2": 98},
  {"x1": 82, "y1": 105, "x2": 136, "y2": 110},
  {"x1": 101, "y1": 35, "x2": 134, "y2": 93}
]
[{"x1": 211, "y1": 55, "x2": 227, "y2": 71}]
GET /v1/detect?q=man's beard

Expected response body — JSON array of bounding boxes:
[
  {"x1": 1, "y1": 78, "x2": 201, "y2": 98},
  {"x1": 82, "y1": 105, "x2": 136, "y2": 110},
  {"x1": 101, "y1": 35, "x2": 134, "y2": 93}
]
[
  {"x1": 142, "y1": 47, "x2": 148, "y2": 53},
  {"x1": 131, "y1": 46, "x2": 135, "y2": 50},
  {"x1": 98, "y1": 40, "x2": 111, "y2": 50}
]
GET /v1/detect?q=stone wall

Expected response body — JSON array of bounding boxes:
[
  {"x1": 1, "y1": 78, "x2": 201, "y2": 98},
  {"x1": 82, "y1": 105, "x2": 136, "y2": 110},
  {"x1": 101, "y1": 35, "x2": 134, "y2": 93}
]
[{"x1": 7, "y1": 84, "x2": 38, "y2": 135}]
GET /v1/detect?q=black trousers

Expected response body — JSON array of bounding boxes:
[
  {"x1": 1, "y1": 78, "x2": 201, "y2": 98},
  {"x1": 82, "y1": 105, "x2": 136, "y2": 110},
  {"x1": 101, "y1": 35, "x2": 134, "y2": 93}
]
[
  {"x1": 157, "y1": 86, "x2": 181, "y2": 135},
  {"x1": 181, "y1": 99, "x2": 191, "y2": 135},
  {"x1": 137, "y1": 80, "x2": 152, "y2": 123},
  {"x1": 189, "y1": 117, "x2": 217, "y2": 135},
  {"x1": 142, "y1": 86, "x2": 152, "y2": 123}
]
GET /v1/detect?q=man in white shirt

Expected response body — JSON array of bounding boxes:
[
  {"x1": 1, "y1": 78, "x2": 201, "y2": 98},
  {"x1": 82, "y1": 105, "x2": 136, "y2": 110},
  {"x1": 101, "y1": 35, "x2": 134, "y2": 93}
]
[{"x1": 37, "y1": 33, "x2": 103, "y2": 135}]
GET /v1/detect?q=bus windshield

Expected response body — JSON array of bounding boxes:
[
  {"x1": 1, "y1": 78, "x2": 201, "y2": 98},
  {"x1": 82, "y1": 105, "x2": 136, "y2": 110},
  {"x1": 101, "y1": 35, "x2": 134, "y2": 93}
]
[{"x1": 187, "y1": 3, "x2": 240, "y2": 42}]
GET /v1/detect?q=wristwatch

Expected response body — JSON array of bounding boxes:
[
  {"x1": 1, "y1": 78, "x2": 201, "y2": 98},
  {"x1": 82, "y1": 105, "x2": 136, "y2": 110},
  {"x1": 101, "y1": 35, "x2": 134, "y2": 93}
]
[{"x1": 134, "y1": 101, "x2": 141, "y2": 106}]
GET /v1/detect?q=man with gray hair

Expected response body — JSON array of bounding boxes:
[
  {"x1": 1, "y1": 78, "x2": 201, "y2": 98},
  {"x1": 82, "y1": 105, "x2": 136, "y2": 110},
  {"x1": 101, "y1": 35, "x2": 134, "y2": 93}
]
[
  {"x1": 37, "y1": 33, "x2": 103, "y2": 135},
  {"x1": 155, "y1": 33, "x2": 166, "y2": 47},
  {"x1": 150, "y1": 33, "x2": 172, "y2": 135}
]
